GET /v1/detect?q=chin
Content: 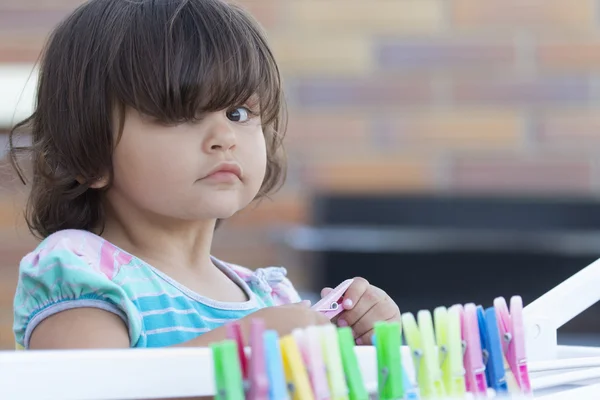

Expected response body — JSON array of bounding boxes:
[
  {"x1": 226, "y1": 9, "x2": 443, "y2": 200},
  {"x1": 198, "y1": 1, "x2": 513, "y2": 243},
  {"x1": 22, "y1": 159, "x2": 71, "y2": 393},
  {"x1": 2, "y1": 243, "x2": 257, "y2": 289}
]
[
  {"x1": 191, "y1": 201, "x2": 245, "y2": 220},
  {"x1": 212, "y1": 208, "x2": 240, "y2": 219}
]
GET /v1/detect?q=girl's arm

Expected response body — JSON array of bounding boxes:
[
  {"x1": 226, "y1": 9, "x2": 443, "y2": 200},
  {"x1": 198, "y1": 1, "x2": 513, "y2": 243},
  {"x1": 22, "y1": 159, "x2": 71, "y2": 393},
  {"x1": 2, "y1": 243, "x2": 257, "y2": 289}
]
[
  {"x1": 28, "y1": 307, "x2": 230, "y2": 349},
  {"x1": 30, "y1": 301, "x2": 328, "y2": 350}
]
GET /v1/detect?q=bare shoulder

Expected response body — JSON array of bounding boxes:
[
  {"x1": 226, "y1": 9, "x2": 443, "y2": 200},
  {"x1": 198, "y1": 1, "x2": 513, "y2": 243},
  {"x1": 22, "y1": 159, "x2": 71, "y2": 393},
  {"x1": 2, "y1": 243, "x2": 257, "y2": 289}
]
[{"x1": 29, "y1": 308, "x2": 130, "y2": 350}]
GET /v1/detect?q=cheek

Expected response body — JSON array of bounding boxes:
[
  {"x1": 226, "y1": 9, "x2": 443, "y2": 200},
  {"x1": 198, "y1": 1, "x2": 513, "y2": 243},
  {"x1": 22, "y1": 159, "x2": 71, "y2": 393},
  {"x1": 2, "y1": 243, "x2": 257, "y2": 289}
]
[
  {"x1": 111, "y1": 136, "x2": 192, "y2": 193},
  {"x1": 250, "y1": 133, "x2": 268, "y2": 181}
]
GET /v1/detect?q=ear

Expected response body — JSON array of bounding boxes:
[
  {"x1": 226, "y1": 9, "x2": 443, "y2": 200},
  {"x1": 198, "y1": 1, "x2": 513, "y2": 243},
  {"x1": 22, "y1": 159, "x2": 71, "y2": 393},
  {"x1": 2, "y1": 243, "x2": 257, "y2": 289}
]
[
  {"x1": 89, "y1": 176, "x2": 109, "y2": 189},
  {"x1": 76, "y1": 175, "x2": 109, "y2": 189}
]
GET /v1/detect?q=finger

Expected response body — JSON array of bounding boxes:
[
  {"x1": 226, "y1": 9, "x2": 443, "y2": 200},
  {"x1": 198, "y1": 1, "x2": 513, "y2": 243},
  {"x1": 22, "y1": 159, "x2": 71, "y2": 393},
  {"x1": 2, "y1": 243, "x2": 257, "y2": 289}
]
[
  {"x1": 314, "y1": 311, "x2": 333, "y2": 326},
  {"x1": 320, "y1": 287, "x2": 333, "y2": 298},
  {"x1": 351, "y1": 295, "x2": 400, "y2": 339},
  {"x1": 355, "y1": 328, "x2": 374, "y2": 346},
  {"x1": 294, "y1": 300, "x2": 312, "y2": 307},
  {"x1": 338, "y1": 283, "x2": 384, "y2": 328},
  {"x1": 341, "y1": 277, "x2": 370, "y2": 311}
]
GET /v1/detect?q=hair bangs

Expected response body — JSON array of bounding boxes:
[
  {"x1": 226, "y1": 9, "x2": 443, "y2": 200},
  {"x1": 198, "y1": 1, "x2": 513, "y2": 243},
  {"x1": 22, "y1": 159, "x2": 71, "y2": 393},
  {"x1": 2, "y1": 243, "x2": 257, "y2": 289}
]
[{"x1": 107, "y1": 0, "x2": 282, "y2": 127}]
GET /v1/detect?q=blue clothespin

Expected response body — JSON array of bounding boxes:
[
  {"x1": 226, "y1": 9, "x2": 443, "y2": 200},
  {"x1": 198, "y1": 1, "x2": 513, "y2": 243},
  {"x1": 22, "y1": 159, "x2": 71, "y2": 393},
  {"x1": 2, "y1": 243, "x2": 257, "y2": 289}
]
[
  {"x1": 264, "y1": 330, "x2": 290, "y2": 400},
  {"x1": 477, "y1": 306, "x2": 508, "y2": 395}
]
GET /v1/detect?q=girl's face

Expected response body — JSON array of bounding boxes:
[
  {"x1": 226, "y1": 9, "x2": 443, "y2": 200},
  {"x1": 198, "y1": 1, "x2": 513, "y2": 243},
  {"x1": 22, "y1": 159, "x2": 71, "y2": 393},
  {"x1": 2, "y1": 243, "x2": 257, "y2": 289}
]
[{"x1": 105, "y1": 106, "x2": 267, "y2": 222}]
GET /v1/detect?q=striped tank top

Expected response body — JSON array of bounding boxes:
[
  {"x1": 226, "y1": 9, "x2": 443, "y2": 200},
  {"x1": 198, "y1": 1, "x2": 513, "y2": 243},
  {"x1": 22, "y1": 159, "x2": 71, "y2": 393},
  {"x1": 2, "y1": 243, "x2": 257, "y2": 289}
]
[{"x1": 13, "y1": 229, "x2": 301, "y2": 349}]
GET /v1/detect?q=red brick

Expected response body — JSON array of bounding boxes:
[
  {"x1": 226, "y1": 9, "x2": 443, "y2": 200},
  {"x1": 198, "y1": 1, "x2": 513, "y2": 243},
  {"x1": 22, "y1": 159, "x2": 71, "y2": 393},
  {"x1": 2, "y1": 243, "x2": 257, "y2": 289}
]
[
  {"x1": 536, "y1": 110, "x2": 600, "y2": 146},
  {"x1": 285, "y1": 113, "x2": 372, "y2": 156},
  {"x1": 449, "y1": 156, "x2": 593, "y2": 193},
  {"x1": 211, "y1": 245, "x2": 277, "y2": 270},
  {"x1": 451, "y1": 0, "x2": 596, "y2": 31},
  {"x1": 0, "y1": 266, "x2": 18, "y2": 306},
  {"x1": 385, "y1": 110, "x2": 523, "y2": 151},
  {"x1": 0, "y1": 321, "x2": 14, "y2": 349},
  {"x1": 227, "y1": 193, "x2": 308, "y2": 228},
  {"x1": 452, "y1": 76, "x2": 591, "y2": 106},
  {"x1": 306, "y1": 157, "x2": 434, "y2": 194},
  {"x1": 0, "y1": 0, "x2": 84, "y2": 10},
  {"x1": 212, "y1": 227, "x2": 278, "y2": 268},
  {"x1": 377, "y1": 38, "x2": 516, "y2": 71},
  {"x1": 0, "y1": 35, "x2": 44, "y2": 62},
  {"x1": 289, "y1": 0, "x2": 444, "y2": 34},
  {"x1": 232, "y1": 0, "x2": 284, "y2": 30},
  {"x1": 271, "y1": 35, "x2": 371, "y2": 76},
  {"x1": 0, "y1": 258, "x2": 20, "y2": 350},
  {"x1": 0, "y1": 9, "x2": 71, "y2": 32},
  {"x1": 290, "y1": 77, "x2": 433, "y2": 109},
  {"x1": 0, "y1": 159, "x2": 29, "y2": 198},
  {"x1": 538, "y1": 41, "x2": 600, "y2": 71}
]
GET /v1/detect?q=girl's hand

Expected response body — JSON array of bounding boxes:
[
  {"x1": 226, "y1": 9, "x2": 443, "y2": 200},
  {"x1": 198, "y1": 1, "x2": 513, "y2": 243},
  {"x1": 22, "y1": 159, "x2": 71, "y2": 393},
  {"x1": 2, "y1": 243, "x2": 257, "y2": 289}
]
[
  {"x1": 321, "y1": 277, "x2": 400, "y2": 345},
  {"x1": 245, "y1": 301, "x2": 331, "y2": 337}
]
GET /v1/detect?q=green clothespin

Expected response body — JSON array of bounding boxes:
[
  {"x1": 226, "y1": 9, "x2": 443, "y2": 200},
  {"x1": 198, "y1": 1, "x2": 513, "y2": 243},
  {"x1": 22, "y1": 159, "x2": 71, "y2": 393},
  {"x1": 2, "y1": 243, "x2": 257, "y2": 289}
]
[
  {"x1": 374, "y1": 321, "x2": 404, "y2": 400},
  {"x1": 212, "y1": 340, "x2": 245, "y2": 400},
  {"x1": 337, "y1": 327, "x2": 369, "y2": 400}
]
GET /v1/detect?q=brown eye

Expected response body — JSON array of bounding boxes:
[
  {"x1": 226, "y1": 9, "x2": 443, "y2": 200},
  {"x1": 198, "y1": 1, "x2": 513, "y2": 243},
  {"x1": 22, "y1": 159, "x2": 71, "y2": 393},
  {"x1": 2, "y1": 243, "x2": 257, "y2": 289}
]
[{"x1": 226, "y1": 107, "x2": 250, "y2": 122}]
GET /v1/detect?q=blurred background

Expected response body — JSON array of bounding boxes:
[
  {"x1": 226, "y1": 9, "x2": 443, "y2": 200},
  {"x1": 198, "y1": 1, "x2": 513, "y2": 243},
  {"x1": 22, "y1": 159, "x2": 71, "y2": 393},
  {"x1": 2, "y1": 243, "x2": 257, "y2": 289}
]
[{"x1": 2, "y1": 0, "x2": 600, "y2": 349}]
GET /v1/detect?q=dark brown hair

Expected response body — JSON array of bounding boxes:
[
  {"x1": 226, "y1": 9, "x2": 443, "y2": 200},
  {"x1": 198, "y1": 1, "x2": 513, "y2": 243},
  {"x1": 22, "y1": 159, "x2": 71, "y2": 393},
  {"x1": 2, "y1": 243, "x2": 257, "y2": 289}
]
[{"x1": 10, "y1": 0, "x2": 287, "y2": 239}]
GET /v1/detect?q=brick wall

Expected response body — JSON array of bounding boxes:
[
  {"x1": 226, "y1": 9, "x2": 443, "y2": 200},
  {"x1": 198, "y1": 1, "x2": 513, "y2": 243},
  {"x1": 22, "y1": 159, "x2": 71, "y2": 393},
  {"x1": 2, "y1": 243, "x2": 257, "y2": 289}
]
[{"x1": 1, "y1": 0, "x2": 599, "y2": 348}]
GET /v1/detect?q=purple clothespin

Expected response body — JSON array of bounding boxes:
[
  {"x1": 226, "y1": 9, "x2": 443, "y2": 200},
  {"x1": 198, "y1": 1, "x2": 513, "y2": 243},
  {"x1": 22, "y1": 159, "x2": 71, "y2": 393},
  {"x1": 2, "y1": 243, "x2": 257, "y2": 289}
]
[{"x1": 247, "y1": 319, "x2": 269, "y2": 400}]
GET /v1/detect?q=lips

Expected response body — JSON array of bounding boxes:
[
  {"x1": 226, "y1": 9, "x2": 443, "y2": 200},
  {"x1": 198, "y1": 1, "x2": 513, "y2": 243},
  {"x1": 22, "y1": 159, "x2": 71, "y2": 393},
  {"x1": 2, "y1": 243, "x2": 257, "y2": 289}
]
[{"x1": 204, "y1": 162, "x2": 242, "y2": 180}]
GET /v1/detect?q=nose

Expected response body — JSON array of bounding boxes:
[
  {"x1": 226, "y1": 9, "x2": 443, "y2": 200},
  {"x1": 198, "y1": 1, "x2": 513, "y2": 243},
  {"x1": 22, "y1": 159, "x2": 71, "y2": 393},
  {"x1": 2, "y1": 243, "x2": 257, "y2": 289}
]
[{"x1": 202, "y1": 114, "x2": 237, "y2": 153}]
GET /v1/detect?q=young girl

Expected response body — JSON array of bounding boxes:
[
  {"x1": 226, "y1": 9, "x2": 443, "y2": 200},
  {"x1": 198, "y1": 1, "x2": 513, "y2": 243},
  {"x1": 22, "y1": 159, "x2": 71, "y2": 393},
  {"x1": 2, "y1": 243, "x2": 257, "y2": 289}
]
[{"x1": 10, "y1": 0, "x2": 400, "y2": 352}]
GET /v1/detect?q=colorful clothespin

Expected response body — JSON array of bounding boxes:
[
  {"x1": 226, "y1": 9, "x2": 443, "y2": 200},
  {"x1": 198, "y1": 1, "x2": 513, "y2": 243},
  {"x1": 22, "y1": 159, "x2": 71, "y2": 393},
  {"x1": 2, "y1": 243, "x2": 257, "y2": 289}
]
[
  {"x1": 434, "y1": 306, "x2": 466, "y2": 398},
  {"x1": 292, "y1": 329, "x2": 308, "y2": 364},
  {"x1": 304, "y1": 326, "x2": 331, "y2": 400},
  {"x1": 491, "y1": 307, "x2": 520, "y2": 393},
  {"x1": 248, "y1": 319, "x2": 269, "y2": 400},
  {"x1": 403, "y1": 312, "x2": 445, "y2": 399},
  {"x1": 337, "y1": 327, "x2": 369, "y2": 400},
  {"x1": 321, "y1": 324, "x2": 349, "y2": 400},
  {"x1": 374, "y1": 321, "x2": 404, "y2": 400},
  {"x1": 212, "y1": 340, "x2": 245, "y2": 400},
  {"x1": 226, "y1": 321, "x2": 249, "y2": 382},
  {"x1": 402, "y1": 313, "x2": 429, "y2": 398},
  {"x1": 494, "y1": 296, "x2": 532, "y2": 395},
  {"x1": 372, "y1": 334, "x2": 419, "y2": 400},
  {"x1": 312, "y1": 279, "x2": 354, "y2": 320},
  {"x1": 418, "y1": 311, "x2": 446, "y2": 399},
  {"x1": 476, "y1": 306, "x2": 508, "y2": 395},
  {"x1": 281, "y1": 335, "x2": 315, "y2": 400},
  {"x1": 264, "y1": 330, "x2": 290, "y2": 400},
  {"x1": 461, "y1": 303, "x2": 488, "y2": 397}
]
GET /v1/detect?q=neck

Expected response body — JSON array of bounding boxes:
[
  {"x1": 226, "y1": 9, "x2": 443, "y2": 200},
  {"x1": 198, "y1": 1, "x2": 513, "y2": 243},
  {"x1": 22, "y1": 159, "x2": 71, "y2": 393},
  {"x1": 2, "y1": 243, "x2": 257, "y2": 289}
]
[{"x1": 100, "y1": 199, "x2": 216, "y2": 272}]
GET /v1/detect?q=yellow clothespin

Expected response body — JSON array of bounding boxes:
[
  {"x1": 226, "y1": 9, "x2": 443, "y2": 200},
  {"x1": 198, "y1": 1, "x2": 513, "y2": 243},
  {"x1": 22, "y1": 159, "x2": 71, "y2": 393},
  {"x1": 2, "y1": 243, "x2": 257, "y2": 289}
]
[
  {"x1": 418, "y1": 310, "x2": 447, "y2": 399},
  {"x1": 281, "y1": 335, "x2": 315, "y2": 400},
  {"x1": 321, "y1": 325, "x2": 349, "y2": 400},
  {"x1": 403, "y1": 311, "x2": 446, "y2": 399},
  {"x1": 403, "y1": 313, "x2": 428, "y2": 397},
  {"x1": 434, "y1": 306, "x2": 466, "y2": 398}
]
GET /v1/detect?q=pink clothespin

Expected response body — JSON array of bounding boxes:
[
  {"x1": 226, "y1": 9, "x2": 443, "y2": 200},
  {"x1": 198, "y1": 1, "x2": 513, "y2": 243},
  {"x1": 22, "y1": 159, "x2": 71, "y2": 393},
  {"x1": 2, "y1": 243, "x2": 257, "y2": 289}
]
[
  {"x1": 248, "y1": 319, "x2": 269, "y2": 400},
  {"x1": 226, "y1": 321, "x2": 249, "y2": 381},
  {"x1": 494, "y1": 296, "x2": 532, "y2": 395},
  {"x1": 311, "y1": 279, "x2": 354, "y2": 320},
  {"x1": 461, "y1": 303, "x2": 488, "y2": 397},
  {"x1": 304, "y1": 326, "x2": 331, "y2": 400}
]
